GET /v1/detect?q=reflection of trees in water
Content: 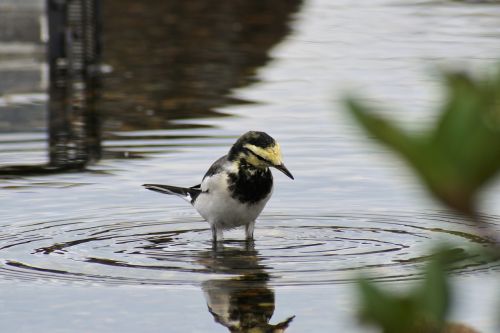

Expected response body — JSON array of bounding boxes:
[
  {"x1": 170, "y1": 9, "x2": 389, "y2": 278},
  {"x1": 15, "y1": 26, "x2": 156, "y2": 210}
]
[
  {"x1": 200, "y1": 244, "x2": 294, "y2": 333},
  {"x1": 100, "y1": 0, "x2": 302, "y2": 131},
  {"x1": 0, "y1": 0, "x2": 302, "y2": 175}
]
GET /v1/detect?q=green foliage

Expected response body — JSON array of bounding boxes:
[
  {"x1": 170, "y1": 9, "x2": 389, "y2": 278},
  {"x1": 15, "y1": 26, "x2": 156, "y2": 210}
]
[
  {"x1": 357, "y1": 247, "x2": 465, "y2": 333},
  {"x1": 345, "y1": 68, "x2": 500, "y2": 333},
  {"x1": 345, "y1": 70, "x2": 500, "y2": 216}
]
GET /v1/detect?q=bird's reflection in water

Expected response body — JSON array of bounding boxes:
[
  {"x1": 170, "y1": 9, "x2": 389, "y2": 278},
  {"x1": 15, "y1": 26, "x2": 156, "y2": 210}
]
[{"x1": 199, "y1": 242, "x2": 294, "y2": 333}]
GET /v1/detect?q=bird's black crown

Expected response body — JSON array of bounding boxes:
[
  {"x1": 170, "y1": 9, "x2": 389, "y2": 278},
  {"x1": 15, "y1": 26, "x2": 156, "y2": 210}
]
[{"x1": 228, "y1": 131, "x2": 276, "y2": 159}]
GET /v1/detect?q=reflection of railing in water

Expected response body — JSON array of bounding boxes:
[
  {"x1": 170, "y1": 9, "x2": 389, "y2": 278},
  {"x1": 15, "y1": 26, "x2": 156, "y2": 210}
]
[
  {"x1": 0, "y1": 0, "x2": 102, "y2": 176},
  {"x1": 47, "y1": 0, "x2": 101, "y2": 169}
]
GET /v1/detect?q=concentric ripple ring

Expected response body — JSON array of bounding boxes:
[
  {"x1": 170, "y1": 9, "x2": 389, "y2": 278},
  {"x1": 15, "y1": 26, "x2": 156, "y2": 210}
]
[{"x1": 0, "y1": 209, "x2": 497, "y2": 286}]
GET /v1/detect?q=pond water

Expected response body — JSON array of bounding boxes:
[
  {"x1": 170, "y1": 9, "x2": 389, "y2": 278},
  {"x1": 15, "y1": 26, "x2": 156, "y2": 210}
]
[{"x1": 2, "y1": 0, "x2": 500, "y2": 332}]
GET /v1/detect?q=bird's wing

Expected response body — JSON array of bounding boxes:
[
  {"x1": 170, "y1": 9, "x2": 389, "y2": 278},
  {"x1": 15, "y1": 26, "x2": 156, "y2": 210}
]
[
  {"x1": 143, "y1": 155, "x2": 228, "y2": 203},
  {"x1": 199, "y1": 155, "x2": 230, "y2": 193},
  {"x1": 202, "y1": 155, "x2": 228, "y2": 180}
]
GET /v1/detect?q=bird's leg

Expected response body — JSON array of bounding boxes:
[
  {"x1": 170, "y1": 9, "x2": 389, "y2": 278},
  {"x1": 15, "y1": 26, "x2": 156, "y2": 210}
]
[
  {"x1": 211, "y1": 225, "x2": 223, "y2": 243},
  {"x1": 245, "y1": 221, "x2": 255, "y2": 241}
]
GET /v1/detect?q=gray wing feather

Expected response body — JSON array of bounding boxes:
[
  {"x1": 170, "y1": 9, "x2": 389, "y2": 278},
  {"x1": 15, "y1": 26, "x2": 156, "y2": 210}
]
[
  {"x1": 202, "y1": 155, "x2": 228, "y2": 180},
  {"x1": 143, "y1": 155, "x2": 227, "y2": 204}
]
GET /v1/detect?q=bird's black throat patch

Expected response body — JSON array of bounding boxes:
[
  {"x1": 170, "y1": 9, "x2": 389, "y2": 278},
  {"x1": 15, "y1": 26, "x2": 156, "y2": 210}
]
[{"x1": 227, "y1": 162, "x2": 273, "y2": 204}]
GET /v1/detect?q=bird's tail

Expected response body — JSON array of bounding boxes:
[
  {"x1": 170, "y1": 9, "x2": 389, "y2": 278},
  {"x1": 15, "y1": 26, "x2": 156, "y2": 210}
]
[{"x1": 143, "y1": 184, "x2": 201, "y2": 203}]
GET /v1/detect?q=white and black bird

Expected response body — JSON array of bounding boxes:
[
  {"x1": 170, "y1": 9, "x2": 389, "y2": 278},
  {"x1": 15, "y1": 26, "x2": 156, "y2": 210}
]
[{"x1": 143, "y1": 131, "x2": 294, "y2": 242}]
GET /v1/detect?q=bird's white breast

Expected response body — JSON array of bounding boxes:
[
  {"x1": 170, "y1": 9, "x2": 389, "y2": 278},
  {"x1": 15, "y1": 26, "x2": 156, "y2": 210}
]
[{"x1": 194, "y1": 172, "x2": 272, "y2": 230}]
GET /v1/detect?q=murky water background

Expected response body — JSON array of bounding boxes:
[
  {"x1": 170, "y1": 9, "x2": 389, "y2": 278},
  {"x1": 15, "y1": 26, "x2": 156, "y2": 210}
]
[{"x1": 2, "y1": 0, "x2": 500, "y2": 332}]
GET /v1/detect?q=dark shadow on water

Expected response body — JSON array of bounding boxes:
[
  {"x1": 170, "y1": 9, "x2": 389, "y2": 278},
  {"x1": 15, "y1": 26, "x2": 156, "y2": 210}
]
[
  {"x1": 200, "y1": 242, "x2": 295, "y2": 333},
  {"x1": 100, "y1": 0, "x2": 303, "y2": 131},
  {"x1": 0, "y1": 0, "x2": 303, "y2": 177}
]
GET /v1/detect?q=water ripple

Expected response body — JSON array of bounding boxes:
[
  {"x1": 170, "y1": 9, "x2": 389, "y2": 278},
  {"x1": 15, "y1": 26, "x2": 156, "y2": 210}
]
[{"x1": 0, "y1": 210, "x2": 497, "y2": 286}]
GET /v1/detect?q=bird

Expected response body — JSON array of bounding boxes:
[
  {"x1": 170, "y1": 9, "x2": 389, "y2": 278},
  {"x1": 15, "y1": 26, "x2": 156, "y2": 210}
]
[{"x1": 143, "y1": 131, "x2": 294, "y2": 242}]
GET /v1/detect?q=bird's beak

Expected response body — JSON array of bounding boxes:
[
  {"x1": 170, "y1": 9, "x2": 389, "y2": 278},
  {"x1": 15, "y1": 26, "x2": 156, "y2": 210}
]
[{"x1": 274, "y1": 163, "x2": 294, "y2": 180}]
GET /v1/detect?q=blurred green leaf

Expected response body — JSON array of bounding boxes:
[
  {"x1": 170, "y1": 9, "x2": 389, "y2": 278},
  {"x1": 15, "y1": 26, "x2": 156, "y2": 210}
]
[
  {"x1": 357, "y1": 278, "x2": 418, "y2": 333},
  {"x1": 416, "y1": 248, "x2": 453, "y2": 325},
  {"x1": 357, "y1": 248, "x2": 455, "y2": 333},
  {"x1": 345, "y1": 69, "x2": 500, "y2": 217}
]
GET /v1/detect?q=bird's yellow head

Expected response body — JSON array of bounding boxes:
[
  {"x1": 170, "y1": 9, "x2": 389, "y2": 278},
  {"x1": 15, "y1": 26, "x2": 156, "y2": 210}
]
[{"x1": 228, "y1": 131, "x2": 294, "y2": 179}]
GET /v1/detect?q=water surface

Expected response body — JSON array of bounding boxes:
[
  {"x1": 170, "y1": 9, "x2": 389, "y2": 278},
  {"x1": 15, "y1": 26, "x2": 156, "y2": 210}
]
[{"x1": 2, "y1": 0, "x2": 500, "y2": 332}]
